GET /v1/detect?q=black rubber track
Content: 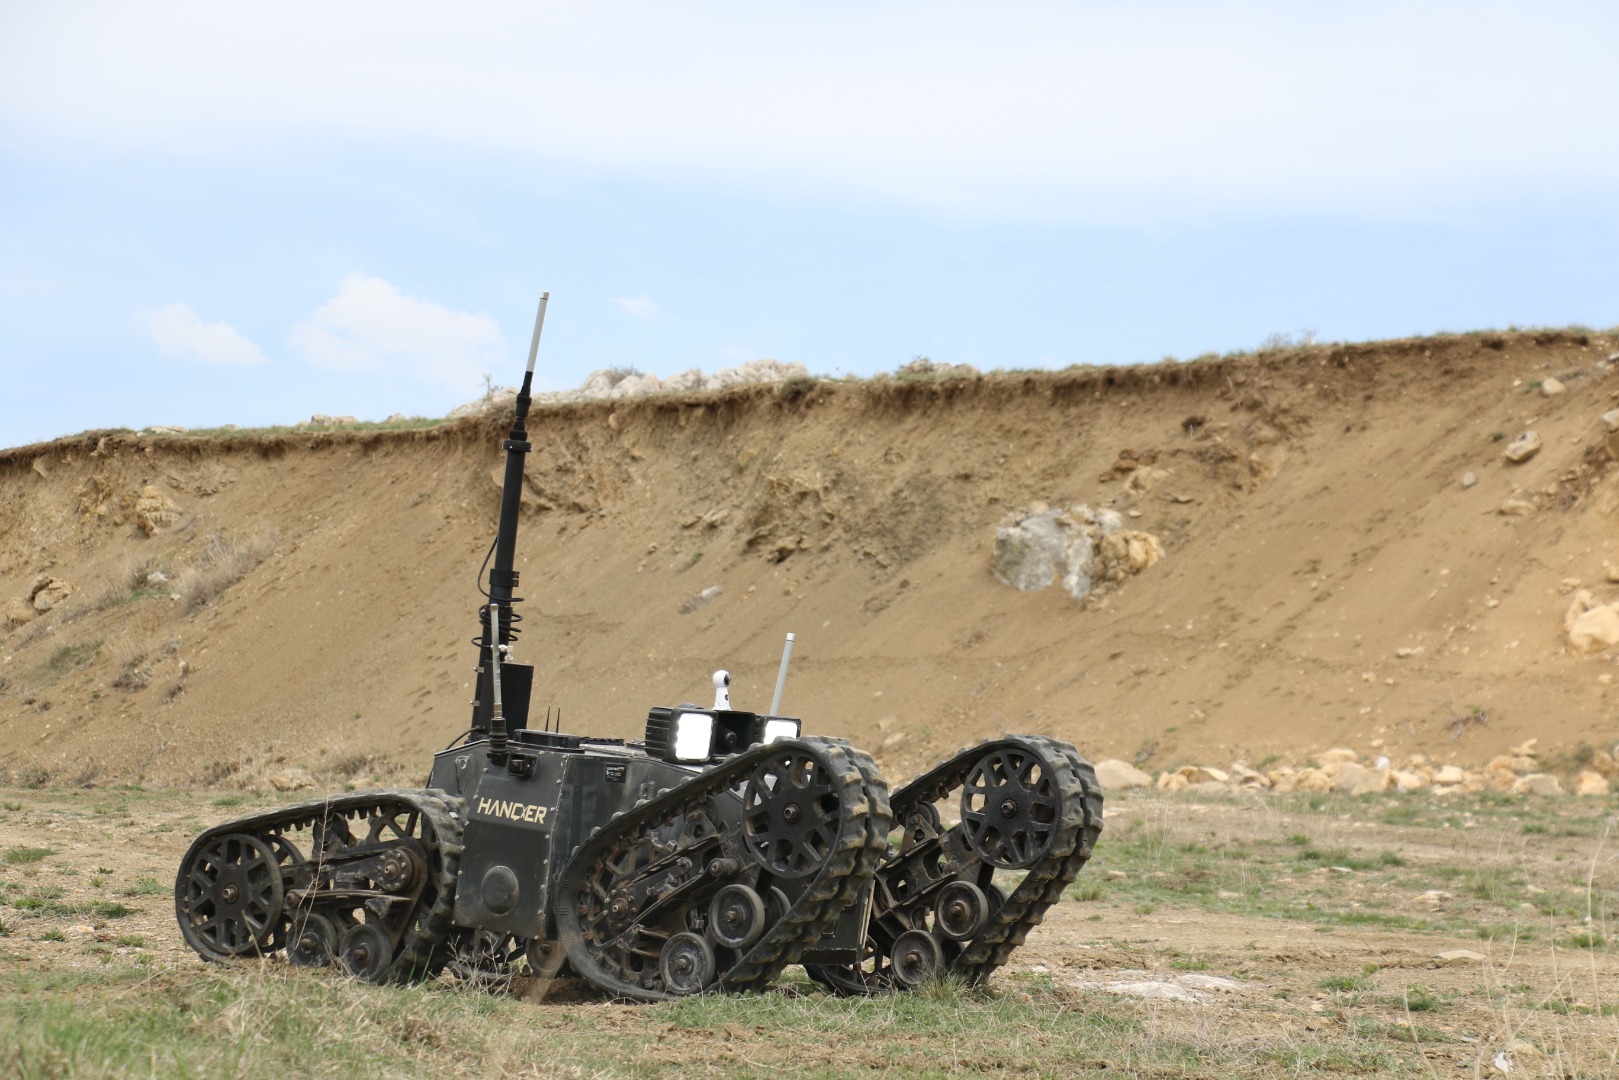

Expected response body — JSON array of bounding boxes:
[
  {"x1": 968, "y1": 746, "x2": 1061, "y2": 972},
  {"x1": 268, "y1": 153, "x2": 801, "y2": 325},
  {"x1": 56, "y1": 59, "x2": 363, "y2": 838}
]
[
  {"x1": 174, "y1": 788, "x2": 465, "y2": 983},
  {"x1": 809, "y1": 735, "x2": 1102, "y2": 992},
  {"x1": 553, "y1": 736, "x2": 891, "y2": 1002}
]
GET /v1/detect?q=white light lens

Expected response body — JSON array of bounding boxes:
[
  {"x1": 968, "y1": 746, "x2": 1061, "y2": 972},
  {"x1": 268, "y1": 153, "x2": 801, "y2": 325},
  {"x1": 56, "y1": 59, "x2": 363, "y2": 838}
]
[
  {"x1": 762, "y1": 718, "x2": 800, "y2": 744},
  {"x1": 673, "y1": 712, "x2": 716, "y2": 762}
]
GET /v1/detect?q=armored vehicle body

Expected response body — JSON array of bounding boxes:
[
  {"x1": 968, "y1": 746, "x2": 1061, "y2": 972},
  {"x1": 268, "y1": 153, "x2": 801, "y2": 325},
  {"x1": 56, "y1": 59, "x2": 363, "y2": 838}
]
[{"x1": 174, "y1": 295, "x2": 1101, "y2": 998}]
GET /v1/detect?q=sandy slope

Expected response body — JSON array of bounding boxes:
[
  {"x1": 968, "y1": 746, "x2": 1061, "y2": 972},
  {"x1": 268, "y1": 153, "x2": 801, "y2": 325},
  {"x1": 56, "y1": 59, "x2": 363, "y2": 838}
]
[{"x1": 1, "y1": 329, "x2": 1617, "y2": 787}]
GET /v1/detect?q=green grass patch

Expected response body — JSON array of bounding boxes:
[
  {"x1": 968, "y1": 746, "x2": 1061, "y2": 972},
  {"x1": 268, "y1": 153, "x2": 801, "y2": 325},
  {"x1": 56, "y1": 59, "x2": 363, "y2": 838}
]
[
  {"x1": 3, "y1": 846, "x2": 52, "y2": 865},
  {"x1": 3, "y1": 965, "x2": 1427, "y2": 1080},
  {"x1": 6, "y1": 893, "x2": 132, "y2": 919},
  {"x1": 120, "y1": 876, "x2": 163, "y2": 897}
]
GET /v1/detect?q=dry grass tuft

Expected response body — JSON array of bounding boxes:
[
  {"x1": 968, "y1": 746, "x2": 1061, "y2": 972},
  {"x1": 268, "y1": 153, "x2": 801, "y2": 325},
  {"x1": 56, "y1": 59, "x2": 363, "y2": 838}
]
[
  {"x1": 108, "y1": 632, "x2": 151, "y2": 691},
  {"x1": 177, "y1": 528, "x2": 280, "y2": 612}
]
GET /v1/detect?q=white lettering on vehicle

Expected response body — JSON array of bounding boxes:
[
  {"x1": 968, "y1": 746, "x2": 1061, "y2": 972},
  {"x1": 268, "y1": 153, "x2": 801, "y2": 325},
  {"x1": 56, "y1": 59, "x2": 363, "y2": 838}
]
[{"x1": 475, "y1": 796, "x2": 549, "y2": 824}]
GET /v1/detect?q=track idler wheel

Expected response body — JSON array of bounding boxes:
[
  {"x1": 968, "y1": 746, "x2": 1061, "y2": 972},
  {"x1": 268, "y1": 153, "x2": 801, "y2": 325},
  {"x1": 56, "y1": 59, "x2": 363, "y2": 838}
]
[
  {"x1": 743, "y1": 746, "x2": 842, "y2": 878},
  {"x1": 176, "y1": 832, "x2": 285, "y2": 958},
  {"x1": 709, "y1": 884, "x2": 767, "y2": 951},
  {"x1": 889, "y1": 930, "x2": 943, "y2": 989},
  {"x1": 338, "y1": 923, "x2": 394, "y2": 981},
  {"x1": 659, "y1": 932, "x2": 716, "y2": 995},
  {"x1": 959, "y1": 745, "x2": 1062, "y2": 869},
  {"x1": 288, "y1": 912, "x2": 339, "y2": 967},
  {"x1": 934, "y1": 881, "x2": 990, "y2": 941}
]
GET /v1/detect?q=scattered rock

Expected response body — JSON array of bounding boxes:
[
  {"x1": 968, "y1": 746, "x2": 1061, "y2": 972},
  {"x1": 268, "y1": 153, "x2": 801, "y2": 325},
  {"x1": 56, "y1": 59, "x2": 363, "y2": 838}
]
[
  {"x1": 1435, "y1": 949, "x2": 1486, "y2": 964},
  {"x1": 1432, "y1": 765, "x2": 1467, "y2": 785},
  {"x1": 1511, "y1": 774, "x2": 1564, "y2": 797},
  {"x1": 384, "y1": 412, "x2": 408, "y2": 423},
  {"x1": 896, "y1": 357, "x2": 978, "y2": 380},
  {"x1": 1460, "y1": 471, "x2": 1478, "y2": 489},
  {"x1": 1503, "y1": 432, "x2": 1542, "y2": 463},
  {"x1": 1248, "y1": 444, "x2": 1288, "y2": 485},
  {"x1": 1155, "y1": 771, "x2": 1190, "y2": 792},
  {"x1": 1572, "y1": 770, "x2": 1609, "y2": 797},
  {"x1": 1095, "y1": 530, "x2": 1165, "y2": 580},
  {"x1": 306, "y1": 414, "x2": 359, "y2": 427},
  {"x1": 269, "y1": 767, "x2": 314, "y2": 792},
  {"x1": 1105, "y1": 980, "x2": 1202, "y2": 1001},
  {"x1": 1290, "y1": 768, "x2": 1334, "y2": 793},
  {"x1": 1498, "y1": 498, "x2": 1536, "y2": 516},
  {"x1": 1589, "y1": 750, "x2": 1618, "y2": 779},
  {"x1": 993, "y1": 504, "x2": 1162, "y2": 601},
  {"x1": 1228, "y1": 762, "x2": 1271, "y2": 789},
  {"x1": 1318, "y1": 748, "x2": 1358, "y2": 766},
  {"x1": 448, "y1": 388, "x2": 519, "y2": 420},
  {"x1": 3, "y1": 597, "x2": 36, "y2": 629},
  {"x1": 1093, "y1": 759, "x2": 1153, "y2": 791},
  {"x1": 134, "y1": 485, "x2": 180, "y2": 536},
  {"x1": 1564, "y1": 590, "x2": 1619, "y2": 653},
  {"x1": 1602, "y1": 408, "x2": 1619, "y2": 432},
  {"x1": 679, "y1": 585, "x2": 723, "y2": 615},
  {"x1": 147, "y1": 424, "x2": 188, "y2": 435},
  {"x1": 1392, "y1": 770, "x2": 1428, "y2": 792},
  {"x1": 1395, "y1": 645, "x2": 1425, "y2": 659},
  {"x1": 1125, "y1": 466, "x2": 1171, "y2": 494},
  {"x1": 1333, "y1": 763, "x2": 1390, "y2": 796},
  {"x1": 26, "y1": 574, "x2": 75, "y2": 614},
  {"x1": 1539, "y1": 377, "x2": 1565, "y2": 396},
  {"x1": 451, "y1": 359, "x2": 815, "y2": 416}
]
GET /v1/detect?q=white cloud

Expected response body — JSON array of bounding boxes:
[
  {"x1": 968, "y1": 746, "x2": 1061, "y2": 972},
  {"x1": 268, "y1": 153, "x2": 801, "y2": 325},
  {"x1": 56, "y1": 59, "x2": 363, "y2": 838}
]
[
  {"x1": 288, "y1": 273, "x2": 508, "y2": 394},
  {"x1": 144, "y1": 303, "x2": 266, "y2": 366},
  {"x1": 3, "y1": 2, "x2": 1616, "y2": 222},
  {"x1": 612, "y1": 294, "x2": 660, "y2": 319}
]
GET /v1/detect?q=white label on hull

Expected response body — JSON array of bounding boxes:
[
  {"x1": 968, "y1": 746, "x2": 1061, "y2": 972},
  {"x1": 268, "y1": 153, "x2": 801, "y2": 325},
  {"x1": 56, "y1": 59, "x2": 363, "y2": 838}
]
[{"x1": 475, "y1": 796, "x2": 549, "y2": 824}]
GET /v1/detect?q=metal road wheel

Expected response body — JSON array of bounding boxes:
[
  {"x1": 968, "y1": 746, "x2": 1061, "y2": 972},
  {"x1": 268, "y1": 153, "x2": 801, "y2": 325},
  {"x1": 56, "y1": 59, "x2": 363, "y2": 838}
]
[
  {"x1": 764, "y1": 885, "x2": 791, "y2": 925},
  {"x1": 985, "y1": 882, "x2": 1008, "y2": 911},
  {"x1": 337, "y1": 922, "x2": 393, "y2": 981},
  {"x1": 960, "y1": 745, "x2": 1062, "y2": 869},
  {"x1": 743, "y1": 745, "x2": 841, "y2": 879},
  {"x1": 659, "y1": 932, "x2": 715, "y2": 995},
  {"x1": 525, "y1": 937, "x2": 569, "y2": 980},
  {"x1": 804, "y1": 932, "x2": 896, "y2": 996},
  {"x1": 934, "y1": 881, "x2": 990, "y2": 942},
  {"x1": 708, "y1": 883, "x2": 767, "y2": 951},
  {"x1": 288, "y1": 912, "x2": 339, "y2": 968},
  {"x1": 177, "y1": 832, "x2": 285, "y2": 958},
  {"x1": 889, "y1": 929, "x2": 943, "y2": 989}
]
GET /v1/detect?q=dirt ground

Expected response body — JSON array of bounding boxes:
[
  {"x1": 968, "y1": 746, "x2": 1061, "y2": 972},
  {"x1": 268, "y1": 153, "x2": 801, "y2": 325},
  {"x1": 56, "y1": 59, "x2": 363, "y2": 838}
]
[
  {"x1": 2, "y1": 782, "x2": 1615, "y2": 1076},
  {"x1": 3, "y1": 329, "x2": 1619, "y2": 793}
]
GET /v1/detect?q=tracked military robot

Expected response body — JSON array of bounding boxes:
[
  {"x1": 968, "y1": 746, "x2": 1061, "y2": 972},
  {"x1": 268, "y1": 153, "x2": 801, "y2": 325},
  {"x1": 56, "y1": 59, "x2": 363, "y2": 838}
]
[{"x1": 174, "y1": 294, "x2": 1102, "y2": 999}]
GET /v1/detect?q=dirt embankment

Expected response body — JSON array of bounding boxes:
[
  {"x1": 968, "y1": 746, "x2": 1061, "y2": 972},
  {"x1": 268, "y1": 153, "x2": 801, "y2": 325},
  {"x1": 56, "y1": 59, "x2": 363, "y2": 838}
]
[{"x1": 2, "y1": 330, "x2": 1617, "y2": 787}]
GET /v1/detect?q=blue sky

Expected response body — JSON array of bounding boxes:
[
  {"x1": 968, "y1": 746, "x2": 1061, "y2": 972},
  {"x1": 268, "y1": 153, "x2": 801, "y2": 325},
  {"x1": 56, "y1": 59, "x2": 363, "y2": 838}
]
[{"x1": 2, "y1": 1, "x2": 1616, "y2": 448}]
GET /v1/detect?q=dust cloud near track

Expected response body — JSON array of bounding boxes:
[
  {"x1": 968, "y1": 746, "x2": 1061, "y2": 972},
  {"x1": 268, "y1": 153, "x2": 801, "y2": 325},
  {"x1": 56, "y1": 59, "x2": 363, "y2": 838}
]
[{"x1": 2, "y1": 329, "x2": 1617, "y2": 788}]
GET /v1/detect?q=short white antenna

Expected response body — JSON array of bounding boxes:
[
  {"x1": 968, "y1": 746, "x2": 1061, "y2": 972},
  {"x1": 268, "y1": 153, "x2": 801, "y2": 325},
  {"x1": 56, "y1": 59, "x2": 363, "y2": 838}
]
[{"x1": 769, "y1": 633, "x2": 796, "y2": 714}]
